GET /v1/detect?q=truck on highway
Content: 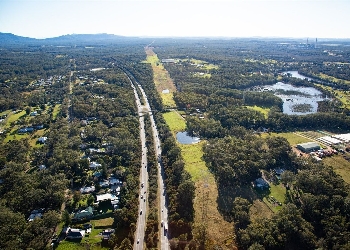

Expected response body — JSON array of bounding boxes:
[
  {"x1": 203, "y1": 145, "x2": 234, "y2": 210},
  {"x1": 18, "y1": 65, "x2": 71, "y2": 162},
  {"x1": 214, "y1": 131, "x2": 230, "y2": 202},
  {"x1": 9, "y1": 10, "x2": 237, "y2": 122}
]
[{"x1": 164, "y1": 222, "x2": 168, "y2": 235}]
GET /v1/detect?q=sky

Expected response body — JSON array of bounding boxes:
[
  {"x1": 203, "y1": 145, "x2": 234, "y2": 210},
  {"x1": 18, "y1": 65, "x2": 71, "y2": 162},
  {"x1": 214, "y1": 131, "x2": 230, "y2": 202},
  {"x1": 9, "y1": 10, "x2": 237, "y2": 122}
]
[{"x1": 0, "y1": 0, "x2": 349, "y2": 39}]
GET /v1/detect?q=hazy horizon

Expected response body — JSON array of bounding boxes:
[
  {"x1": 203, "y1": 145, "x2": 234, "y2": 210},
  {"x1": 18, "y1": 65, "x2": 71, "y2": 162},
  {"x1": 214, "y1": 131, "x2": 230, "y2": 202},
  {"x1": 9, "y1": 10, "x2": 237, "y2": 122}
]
[{"x1": 1, "y1": 0, "x2": 349, "y2": 39}]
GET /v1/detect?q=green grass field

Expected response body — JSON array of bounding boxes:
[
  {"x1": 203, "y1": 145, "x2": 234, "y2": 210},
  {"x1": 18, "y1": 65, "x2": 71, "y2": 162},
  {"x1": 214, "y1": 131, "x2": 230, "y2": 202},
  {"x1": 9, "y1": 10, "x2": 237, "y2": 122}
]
[
  {"x1": 264, "y1": 132, "x2": 311, "y2": 146},
  {"x1": 245, "y1": 105, "x2": 270, "y2": 118},
  {"x1": 262, "y1": 183, "x2": 286, "y2": 213},
  {"x1": 318, "y1": 73, "x2": 350, "y2": 85},
  {"x1": 52, "y1": 104, "x2": 61, "y2": 120},
  {"x1": 162, "y1": 111, "x2": 186, "y2": 133},
  {"x1": 160, "y1": 92, "x2": 176, "y2": 108},
  {"x1": 4, "y1": 110, "x2": 26, "y2": 128},
  {"x1": 323, "y1": 155, "x2": 350, "y2": 184},
  {"x1": 180, "y1": 141, "x2": 208, "y2": 182}
]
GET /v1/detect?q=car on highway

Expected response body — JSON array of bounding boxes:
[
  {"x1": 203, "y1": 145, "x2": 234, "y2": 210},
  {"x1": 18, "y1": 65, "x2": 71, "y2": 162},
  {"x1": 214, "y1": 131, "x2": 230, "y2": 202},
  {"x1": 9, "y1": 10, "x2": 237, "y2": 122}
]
[
  {"x1": 140, "y1": 209, "x2": 142, "y2": 215},
  {"x1": 137, "y1": 239, "x2": 140, "y2": 244}
]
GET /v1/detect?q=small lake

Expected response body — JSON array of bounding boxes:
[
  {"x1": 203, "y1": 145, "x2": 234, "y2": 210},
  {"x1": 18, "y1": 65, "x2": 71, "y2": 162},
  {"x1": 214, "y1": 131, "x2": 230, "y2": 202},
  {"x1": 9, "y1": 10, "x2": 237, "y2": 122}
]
[
  {"x1": 254, "y1": 79, "x2": 329, "y2": 115},
  {"x1": 283, "y1": 71, "x2": 314, "y2": 81},
  {"x1": 176, "y1": 132, "x2": 200, "y2": 144}
]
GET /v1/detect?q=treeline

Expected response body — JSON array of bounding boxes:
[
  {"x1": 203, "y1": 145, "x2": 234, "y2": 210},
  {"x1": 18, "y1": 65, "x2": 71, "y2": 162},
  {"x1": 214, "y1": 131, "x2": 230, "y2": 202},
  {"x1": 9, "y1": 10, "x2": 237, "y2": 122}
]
[
  {"x1": 156, "y1": 112, "x2": 195, "y2": 243},
  {"x1": 144, "y1": 113, "x2": 159, "y2": 249},
  {"x1": 173, "y1": 88, "x2": 283, "y2": 111}
]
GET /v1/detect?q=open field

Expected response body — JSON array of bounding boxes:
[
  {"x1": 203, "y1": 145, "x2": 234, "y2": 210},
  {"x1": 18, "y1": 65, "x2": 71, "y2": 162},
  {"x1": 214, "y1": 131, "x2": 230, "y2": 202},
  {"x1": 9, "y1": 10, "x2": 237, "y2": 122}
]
[
  {"x1": 323, "y1": 154, "x2": 350, "y2": 184},
  {"x1": 262, "y1": 183, "x2": 286, "y2": 213},
  {"x1": 316, "y1": 84, "x2": 350, "y2": 109},
  {"x1": 162, "y1": 110, "x2": 235, "y2": 248},
  {"x1": 262, "y1": 132, "x2": 311, "y2": 146},
  {"x1": 162, "y1": 110, "x2": 186, "y2": 133},
  {"x1": 183, "y1": 58, "x2": 219, "y2": 70},
  {"x1": 4, "y1": 110, "x2": 26, "y2": 128},
  {"x1": 318, "y1": 73, "x2": 350, "y2": 85},
  {"x1": 245, "y1": 105, "x2": 270, "y2": 118},
  {"x1": 180, "y1": 141, "x2": 235, "y2": 249},
  {"x1": 145, "y1": 48, "x2": 176, "y2": 107},
  {"x1": 52, "y1": 104, "x2": 61, "y2": 120}
]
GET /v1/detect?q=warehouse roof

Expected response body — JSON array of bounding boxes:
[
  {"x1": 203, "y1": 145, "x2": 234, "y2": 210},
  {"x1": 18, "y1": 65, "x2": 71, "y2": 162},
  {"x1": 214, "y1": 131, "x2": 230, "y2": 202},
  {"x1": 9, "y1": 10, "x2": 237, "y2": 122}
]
[{"x1": 297, "y1": 142, "x2": 320, "y2": 149}]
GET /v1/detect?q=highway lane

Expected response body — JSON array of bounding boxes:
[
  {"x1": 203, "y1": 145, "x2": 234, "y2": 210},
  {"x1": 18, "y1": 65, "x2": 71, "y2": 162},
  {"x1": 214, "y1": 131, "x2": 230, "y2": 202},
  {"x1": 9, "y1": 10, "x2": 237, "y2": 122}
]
[
  {"x1": 137, "y1": 84, "x2": 169, "y2": 250},
  {"x1": 126, "y1": 70, "x2": 169, "y2": 249},
  {"x1": 129, "y1": 77, "x2": 148, "y2": 250}
]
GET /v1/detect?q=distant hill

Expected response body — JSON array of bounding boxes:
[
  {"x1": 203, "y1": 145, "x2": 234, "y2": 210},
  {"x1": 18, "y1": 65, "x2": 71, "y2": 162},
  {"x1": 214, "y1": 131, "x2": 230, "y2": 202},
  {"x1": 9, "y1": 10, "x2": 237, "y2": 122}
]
[
  {"x1": 0, "y1": 32, "x2": 139, "y2": 46},
  {"x1": 45, "y1": 33, "x2": 127, "y2": 43},
  {"x1": 0, "y1": 32, "x2": 37, "y2": 45}
]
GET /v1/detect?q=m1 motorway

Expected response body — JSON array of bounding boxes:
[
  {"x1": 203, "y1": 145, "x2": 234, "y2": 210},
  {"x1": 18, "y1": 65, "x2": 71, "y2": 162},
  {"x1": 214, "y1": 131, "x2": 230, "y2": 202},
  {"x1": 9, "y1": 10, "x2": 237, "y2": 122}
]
[{"x1": 127, "y1": 72, "x2": 169, "y2": 250}]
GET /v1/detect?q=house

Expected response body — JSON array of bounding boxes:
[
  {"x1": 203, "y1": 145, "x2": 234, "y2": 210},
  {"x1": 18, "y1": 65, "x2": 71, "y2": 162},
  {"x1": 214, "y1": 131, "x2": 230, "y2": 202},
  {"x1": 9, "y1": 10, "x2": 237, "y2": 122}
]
[
  {"x1": 66, "y1": 228, "x2": 86, "y2": 239},
  {"x1": 38, "y1": 165, "x2": 46, "y2": 171},
  {"x1": 99, "y1": 180, "x2": 109, "y2": 188},
  {"x1": 109, "y1": 177, "x2": 121, "y2": 185},
  {"x1": 37, "y1": 137, "x2": 47, "y2": 144},
  {"x1": 73, "y1": 206, "x2": 93, "y2": 221},
  {"x1": 80, "y1": 186, "x2": 95, "y2": 194},
  {"x1": 101, "y1": 229, "x2": 115, "y2": 240},
  {"x1": 274, "y1": 168, "x2": 285, "y2": 180},
  {"x1": 34, "y1": 124, "x2": 44, "y2": 130},
  {"x1": 96, "y1": 193, "x2": 118, "y2": 203},
  {"x1": 254, "y1": 178, "x2": 270, "y2": 190},
  {"x1": 28, "y1": 208, "x2": 44, "y2": 221},
  {"x1": 110, "y1": 185, "x2": 121, "y2": 194},
  {"x1": 28, "y1": 212, "x2": 42, "y2": 221},
  {"x1": 89, "y1": 161, "x2": 101, "y2": 169}
]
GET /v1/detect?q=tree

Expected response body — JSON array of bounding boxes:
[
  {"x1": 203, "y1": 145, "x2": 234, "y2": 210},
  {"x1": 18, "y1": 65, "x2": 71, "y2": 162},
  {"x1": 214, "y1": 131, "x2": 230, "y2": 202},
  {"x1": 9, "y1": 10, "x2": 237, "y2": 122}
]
[
  {"x1": 62, "y1": 210, "x2": 71, "y2": 226},
  {"x1": 118, "y1": 238, "x2": 132, "y2": 250}
]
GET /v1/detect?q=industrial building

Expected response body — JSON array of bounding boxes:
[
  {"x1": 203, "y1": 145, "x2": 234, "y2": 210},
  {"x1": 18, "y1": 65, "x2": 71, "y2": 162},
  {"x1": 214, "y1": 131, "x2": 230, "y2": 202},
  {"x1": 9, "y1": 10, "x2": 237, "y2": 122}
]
[{"x1": 297, "y1": 142, "x2": 321, "y2": 153}]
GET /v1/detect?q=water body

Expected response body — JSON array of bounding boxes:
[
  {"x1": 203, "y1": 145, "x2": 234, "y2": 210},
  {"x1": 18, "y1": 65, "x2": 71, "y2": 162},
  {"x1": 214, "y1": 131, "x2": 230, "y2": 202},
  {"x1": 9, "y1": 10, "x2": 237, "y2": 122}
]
[
  {"x1": 283, "y1": 71, "x2": 314, "y2": 81},
  {"x1": 261, "y1": 82, "x2": 327, "y2": 115},
  {"x1": 176, "y1": 132, "x2": 200, "y2": 144}
]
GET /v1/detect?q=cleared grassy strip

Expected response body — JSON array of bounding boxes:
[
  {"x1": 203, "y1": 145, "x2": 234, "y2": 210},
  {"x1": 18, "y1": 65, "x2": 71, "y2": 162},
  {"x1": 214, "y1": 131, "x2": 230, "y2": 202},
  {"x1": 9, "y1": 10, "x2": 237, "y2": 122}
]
[
  {"x1": 145, "y1": 48, "x2": 176, "y2": 107},
  {"x1": 263, "y1": 132, "x2": 311, "y2": 146},
  {"x1": 160, "y1": 92, "x2": 176, "y2": 108},
  {"x1": 180, "y1": 141, "x2": 208, "y2": 182},
  {"x1": 322, "y1": 155, "x2": 350, "y2": 184},
  {"x1": 162, "y1": 111, "x2": 186, "y2": 132},
  {"x1": 163, "y1": 111, "x2": 235, "y2": 248},
  {"x1": 180, "y1": 141, "x2": 235, "y2": 248},
  {"x1": 318, "y1": 73, "x2": 350, "y2": 85},
  {"x1": 245, "y1": 105, "x2": 270, "y2": 118},
  {"x1": 52, "y1": 104, "x2": 61, "y2": 120}
]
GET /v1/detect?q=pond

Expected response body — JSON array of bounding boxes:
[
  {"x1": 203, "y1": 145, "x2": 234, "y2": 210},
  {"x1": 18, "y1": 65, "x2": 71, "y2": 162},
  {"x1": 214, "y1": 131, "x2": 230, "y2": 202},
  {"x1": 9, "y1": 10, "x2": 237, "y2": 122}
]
[
  {"x1": 176, "y1": 132, "x2": 200, "y2": 144},
  {"x1": 257, "y1": 82, "x2": 328, "y2": 115},
  {"x1": 283, "y1": 71, "x2": 314, "y2": 81}
]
